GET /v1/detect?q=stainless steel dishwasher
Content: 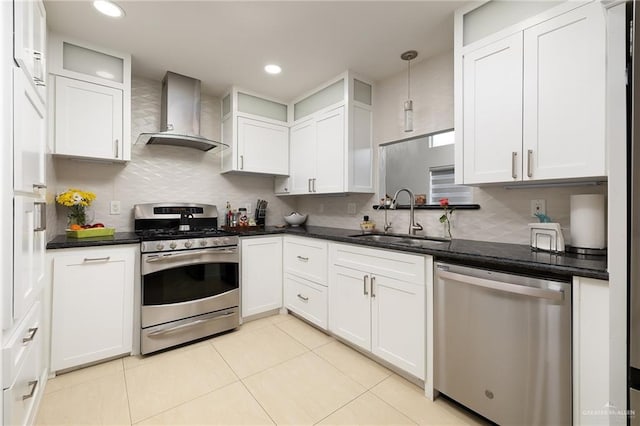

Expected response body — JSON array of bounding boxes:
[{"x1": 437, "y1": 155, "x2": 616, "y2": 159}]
[{"x1": 434, "y1": 262, "x2": 571, "y2": 425}]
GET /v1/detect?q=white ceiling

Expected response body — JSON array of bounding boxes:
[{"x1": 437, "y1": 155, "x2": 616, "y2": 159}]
[{"x1": 44, "y1": 1, "x2": 467, "y2": 100}]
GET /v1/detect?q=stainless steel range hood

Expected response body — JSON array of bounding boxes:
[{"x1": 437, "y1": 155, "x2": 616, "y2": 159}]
[{"x1": 137, "y1": 71, "x2": 226, "y2": 152}]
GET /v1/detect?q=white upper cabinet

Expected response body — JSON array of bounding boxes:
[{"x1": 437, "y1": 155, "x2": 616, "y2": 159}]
[
  {"x1": 221, "y1": 88, "x2": 289, "y2": 176},
  {"x1": 13, "y1": 0, "x2": 47, "y2": 102},
  {"x1": 48, "y1": 33, "x2": 131, "y2": 162},
  {"x1": 456, "y1": 2, "x2": 607, "y2": 185},
  {"x1": 277, "y1": 71, "x2": 373, "y2": 195}
]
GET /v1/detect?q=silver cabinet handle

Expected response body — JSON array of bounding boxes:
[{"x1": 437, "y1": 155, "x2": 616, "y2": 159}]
[
  {"x1": 313, "y1": 178, "x2": 317, "y2": 193},
  {"x1": 22, "y1": 381, "x2": 38, "y2": 400},
  {"x1": 511, "y1": 152, "x2": 518, "y2": 179},
  {"x1": 83, "y1": 256, "x2": 111, "y2": 263},
  {"x1": 240, "y1": 155, "x2": 244, "y2": 170},
  {"x1": 34, "y1": 202, "x2": 46, "y2": 232},
  {"x1": 308, "y1": 178, "x2": 312, "y2": 193},
  {"x1": 114, "y1": 139, "x2": 119, "y2": 158},
  {"x1": 363, "y1": 274, "x2": 369, "y2": 296},
  {"x1": 22, "y1": 327, "x2": 38, "y2": 343},
  {"x1": 297, "y1": 294, "x2": 309, "y2": 302},
  {"x1": 296, "y1": 255, "x2": 309, "y2": 262},
  {"x1": 32, "y1": 183, "x2": 46, "y2": 190},
  {"x1": 527, "y1": 149, "x2": 533, "y2": 178},
  {"x1": 437, "y1": 269, "x2": 564, "y2": 301},
  {"x1": 371, "y1": 276, "x2": 376, "y2": 298}
]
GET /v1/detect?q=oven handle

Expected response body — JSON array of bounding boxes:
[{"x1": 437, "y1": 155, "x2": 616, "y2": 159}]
[
  {"x1": 147, "y1": 312, "x2": 236, "y2": 336},
  {"x1": 145, "y1": 247, "x2": 237, "y2": 263}
]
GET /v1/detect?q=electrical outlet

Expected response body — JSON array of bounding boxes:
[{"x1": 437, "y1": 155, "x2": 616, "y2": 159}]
[
  {"x1": 110, "y1": 200, "x2": 121, "y2": 215},
  {"x1": 245, "y1": 203, "x2": 252, "y2": 213},
  {"x1": 530, "y1": 199, "x2": 546, "y2": 217},
  {"x1": 347, "y1": 202, "x2": 357, "y2": 215}
]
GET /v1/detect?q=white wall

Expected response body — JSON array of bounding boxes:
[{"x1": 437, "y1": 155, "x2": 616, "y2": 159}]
[
  {"x1": 49, "y1": 76, "x2": 296, "y2": 235},
  {"x1": 297, "y1": 50, "x2": 606, "y2": 244}
]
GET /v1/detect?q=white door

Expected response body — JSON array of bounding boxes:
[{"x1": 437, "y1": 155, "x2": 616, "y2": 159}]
[
  {"x1": 51, "y1": 249, "x2": 134, "y2": 371},
  {"x1": 462, "y1": 32, "x2": 523, "y2": 184},
  {"x1": 289, "y1": 119, "x2": 316, "y2": 194},
  {"x1": 371, "y1": 274, "x2": 425, "y2": 379},
  {"x1": 54, "y1": 76, "x2": 123, "y2": 160},
  {"x1": 523, "y1": 3, "x2": 606, "y2": 180},
  {"x1": 329, "y1": 265, "x2": 371, "y2": 351},
  {"x1": 237, "y1": 117, "x2": 289, "y2": 175},
  {"x1": 315, "y1": 106, "x2": 345, "y2": 193},
  {"x1": 241, "y1": 237, "x2": 283, "y2": 318},
  {"x1": 13, "y1": 68, "x2": 45, "y2": 194},
  {"x1": 13, "y1": 0, "x2": 47, "y2": 100},
  {"x1": 9, "y1": 196, "x2": 45, "y2": 328}
]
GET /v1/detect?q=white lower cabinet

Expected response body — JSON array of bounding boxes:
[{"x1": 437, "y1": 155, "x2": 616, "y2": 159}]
[
  {"x1": 2, "y1": 301, "x2": 46, "y2": 426},
  {"x1": 241, "y1": 236, "x2": 283, "y2": 318},
  {"x1": 50, "y1": 245, "x2": 136, "y2": 372},
  {"x1": 329, "y1": 243, "x2": 427, "y2": 380},
  {"x1": 283, "y1": 236, "x2": 329, "y2": 329}
]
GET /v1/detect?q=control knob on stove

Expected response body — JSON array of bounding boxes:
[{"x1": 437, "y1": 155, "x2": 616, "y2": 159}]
[
  {"x1": 169, "y1": 242, "x2": 177, "y2": 249},
  {"x1": 155, "y1": 243, "x2": 165, "y2": 251},
  {"x1": 184, "y1": 240, "x2": 193, "y2": 249},
  {"x1": 199, "y1": 239, "x2": 207, "y2": 247}
]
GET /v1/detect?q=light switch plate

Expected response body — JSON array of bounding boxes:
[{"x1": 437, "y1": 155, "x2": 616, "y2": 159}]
[
  {"x1": 347, "y1": 202, "x2": 357, "y2": 215},
  {"x1": 110, "y1": 200, "x2": 121, "y2": 215},
  {"x1": 530, "y1": 199, "x2": 546, "y2": 217}
]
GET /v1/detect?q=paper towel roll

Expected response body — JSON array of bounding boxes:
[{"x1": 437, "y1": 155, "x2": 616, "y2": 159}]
[{"x1": 570, "y1": 194, "x2": 606, "y2": 249}]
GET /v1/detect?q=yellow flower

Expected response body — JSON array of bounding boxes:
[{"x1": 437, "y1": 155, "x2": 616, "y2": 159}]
[{"x1": 56, "y1": 188, "x2": 96, "y2": 207}]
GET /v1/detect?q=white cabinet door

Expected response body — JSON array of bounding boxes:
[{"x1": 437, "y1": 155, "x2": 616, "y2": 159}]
[
  {"x1": 13, "y1": 0, "x2": 47, "y2": 101},
  {"x1": 54, "y1": 76, "x2": 123, "y2": 161},
  {"x1": 289, "y1": 120, "x2": 316, "y2": 194},
  {"x1": 315, "y1": 106, "x2": 345, "y2": 193},
  {"x1": 284, "y1": 274, "x2": 328, "y2": 330},
  {"x1": 241, "y1": 237, "x2": 283, "y2": 318},
  {"x1": 237, "y1": 117, "x2": 289, "y2": 175},
  {"x1": 462, "y1": 32, "x2": 523, "y2": 184},
  {"x1": 13, "y1": 68, "x2": 45, "y2": 194},
  {"x1": 10, "y1": 196, "x2": 45, "y2": 327},
  {"x1": 283, "y1": 237, "x2": 327, "y2": 284},
  {"x1": 329, "y1": 265, "x2": 371, "y2": 351},
  {"x1": 523, "y1": 4, "x2": 606, "y2": 180},
  {"x1": 51, "y1": 247, "x2": 134, "y2": 371},
  {"x1": 371, "y1": 275, "x2": 425, "y2": 379}
]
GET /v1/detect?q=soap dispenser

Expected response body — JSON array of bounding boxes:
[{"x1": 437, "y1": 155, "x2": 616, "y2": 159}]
[{"x1": 360, "y1": 215, "x2": 375, "y2": 232}]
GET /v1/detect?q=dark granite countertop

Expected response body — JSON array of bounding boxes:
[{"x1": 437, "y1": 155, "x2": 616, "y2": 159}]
[
  {"x1": 46, "y1": 232, "x2": 141, "y2": 249},
  {"x1": 46, "y1": 226, "x2": 608, "y2": 280}
]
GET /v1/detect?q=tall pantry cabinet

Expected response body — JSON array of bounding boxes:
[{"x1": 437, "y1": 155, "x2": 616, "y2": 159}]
[{"x1": 2, "y1": 1, "x2": 49, "y2": 425}]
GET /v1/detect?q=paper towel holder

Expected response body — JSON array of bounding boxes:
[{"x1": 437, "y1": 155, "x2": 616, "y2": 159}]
[{"x1": 565, "y1": 245, "x2": 607, "y2": 256}]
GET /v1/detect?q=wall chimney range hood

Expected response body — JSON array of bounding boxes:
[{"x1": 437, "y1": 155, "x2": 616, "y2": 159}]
[{"x1": 137, "y1": 71, "x2": 226, "y2": 152}]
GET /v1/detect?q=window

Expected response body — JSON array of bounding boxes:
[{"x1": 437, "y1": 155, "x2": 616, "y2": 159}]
[{"x1": 430, "y1": 167, "x2": 473, "y2": 204}]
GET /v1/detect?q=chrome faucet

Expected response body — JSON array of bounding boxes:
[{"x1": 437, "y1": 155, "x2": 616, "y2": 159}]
[{"x1": 391, "y1": 188, "x2": 423, "y2": 235}]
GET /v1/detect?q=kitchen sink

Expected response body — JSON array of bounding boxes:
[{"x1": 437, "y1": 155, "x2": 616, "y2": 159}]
[{"x1": 349, "y1": 233, "x2": 449, "y2": 248}]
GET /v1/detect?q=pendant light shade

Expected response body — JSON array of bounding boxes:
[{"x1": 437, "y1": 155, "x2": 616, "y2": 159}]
[{"x1": 401, "y1": 50, "x2": 418, "y2": 132}]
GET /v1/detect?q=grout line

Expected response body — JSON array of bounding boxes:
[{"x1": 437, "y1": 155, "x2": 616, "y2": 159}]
[
  {"x1": 120, "y1": 361, "x2": 134, "y2": 426},
  {"x1": 238, "y1": 379, "x2": 278, "y2": 425}
]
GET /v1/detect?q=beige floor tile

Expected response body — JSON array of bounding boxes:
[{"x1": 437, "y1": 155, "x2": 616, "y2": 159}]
[
  {"x1": 243, "y1": 351, "x2": 366, "y2": 425},
  {"x1": 268, "y1": 311, "x2": 293, "y2": 324},
  {"x1": 314, "y1": 341, "x2": 392, "y2": 389},
  {"x1": 317, "y1": 391, "x2": 416, "y2": 425},
  {"x1": 212, "y1": 324, "x2": 308, "y2": 378},
  {"x1": 45, "y1": 358, "x2": 124, "y2": 394},
  {"x1": 371, "y1": 375, "x2": 485, "y2": 425},
  {"x1": 136, "y1": 381, "x2": 274, "y2": 425},
  {"x1": 125, "y1": 344, "x2": 238, "y2": 423},
  {"x1": 275, "y1": 316, "x2": 334, "y2": 349},
  {"x1": 123, "y1": 337, "x2": 215, "y2": 370},
  {"x1": 35, "y1": 371, "x2": 130, "y2": 425}
]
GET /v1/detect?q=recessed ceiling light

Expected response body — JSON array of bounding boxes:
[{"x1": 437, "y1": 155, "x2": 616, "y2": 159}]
[
  {"x1": 264, "y1": 64, "x2": 282, "y2": 75},
  {"x1": 93, "y1": 0, "x2": 125, "y2": 18}
]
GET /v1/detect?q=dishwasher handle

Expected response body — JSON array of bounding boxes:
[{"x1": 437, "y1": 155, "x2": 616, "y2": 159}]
[{"x1": 437, "y1": 269, "x2": 564, "y2": 302}]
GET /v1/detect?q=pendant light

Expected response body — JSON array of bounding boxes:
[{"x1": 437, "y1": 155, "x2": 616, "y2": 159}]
[{"x1": 401, "y1": 50, "x2": 418, "y2": 132}]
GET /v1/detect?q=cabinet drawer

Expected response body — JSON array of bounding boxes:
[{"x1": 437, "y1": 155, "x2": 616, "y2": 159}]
[
  {"x1": 3, "y1": 302, "x2": 41, "y2": 389},
  {"x1": 283, "y1": 237, "x2": 328, "y2": 284},
  {"x1": 284, "y1": 273, "x2": 328, "y2": 330},
  {"x1": 3, "y1": 316, "x2": 43, "y2": 426},
  {"x1": 330, "y1": 243, "x2": 425, "y2": 284}
]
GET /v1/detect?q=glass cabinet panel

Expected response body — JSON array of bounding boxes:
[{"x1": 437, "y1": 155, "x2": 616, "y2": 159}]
[
  {"x1": 63, "y1": 42, "x2": 124, "y2": 83},
  {"x1": 353, "y1": 79, "x2": 372, "y2": 105},
  {"x1": 237, "y1": 92, "x2": 287, "y2": 122},
  {"x1": 294, "y1": 79, "x2": 344, "y2": 121}
]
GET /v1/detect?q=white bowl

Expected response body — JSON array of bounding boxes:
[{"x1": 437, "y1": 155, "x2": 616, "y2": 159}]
[{"x1": 284, "y1": 212, "x2": 308, "y2": 227}]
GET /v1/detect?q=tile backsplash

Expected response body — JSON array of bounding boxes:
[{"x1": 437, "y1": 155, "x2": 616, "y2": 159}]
[{"x1": 49, "y1": 76, "x2": 295, "y2": 235}]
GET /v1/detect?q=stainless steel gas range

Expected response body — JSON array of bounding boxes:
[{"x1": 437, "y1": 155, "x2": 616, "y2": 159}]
[{"x1": 134, "y1": 203, "x2": 239, "y2": 354}]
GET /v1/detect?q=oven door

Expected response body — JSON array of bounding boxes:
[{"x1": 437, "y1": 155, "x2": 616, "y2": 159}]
[{"x1": 141, "y1": 247, "x2": 239, "y2": 328}]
